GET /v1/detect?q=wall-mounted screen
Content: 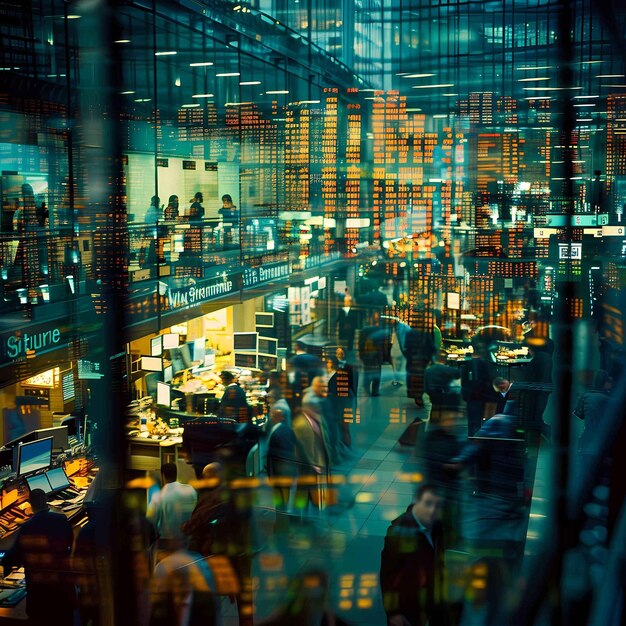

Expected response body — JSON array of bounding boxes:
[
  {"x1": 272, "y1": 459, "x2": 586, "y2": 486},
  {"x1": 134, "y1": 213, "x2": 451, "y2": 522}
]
[
  {"x1": 156, "y1": 382, "x2": 171, "y2": 407},
  {"x1": 234, "y1": 353, "x2": 258, "y2": 369},
  {"x1": 163, "y1": 365, "x2": 173, "y2": 383},
  {"x1": 233, "y1": 332, "x2": 258, "y2": 352},
  {"x1": 255, "y1": 312, "x2": 274, "y2": 328},
  {"x1": 163, "y1": 333, "x2": 180, "y2": 349},
  {"x1": 257, "y1": 355, "x2": 278, "y2": 371},
  {"x1": 151, "y1": 336, "x2": 163, "y2": 357},
  {"x1": 141, "y1": 356, "x2": 163, "y2": 372},
  {"x1": 258, "y1": 337, "x2": 278, "y2": 356}
]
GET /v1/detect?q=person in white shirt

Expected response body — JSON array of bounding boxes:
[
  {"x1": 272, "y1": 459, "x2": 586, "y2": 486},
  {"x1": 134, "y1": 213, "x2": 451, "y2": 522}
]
[{"x1": 148, "y1": 463, "x2": 198, "y2": 541}]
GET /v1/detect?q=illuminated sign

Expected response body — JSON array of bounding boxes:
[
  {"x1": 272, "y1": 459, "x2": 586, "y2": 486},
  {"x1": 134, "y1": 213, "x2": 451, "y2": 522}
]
[
  {"x1": 243, "y1": 262, "x2": 290, "y2": 288},
  {"x1": 4, "y1": 328, "x2": 62, "y2": 359},
  {"x1": 558, "y1": 243, "x2": 582, "y2": 259},
  {"x1": 166, "y1": 273, "x2": 240, "y2": 310},
  {"x1": 22, "y1": 367, "x2": 58, "y2": 388}
]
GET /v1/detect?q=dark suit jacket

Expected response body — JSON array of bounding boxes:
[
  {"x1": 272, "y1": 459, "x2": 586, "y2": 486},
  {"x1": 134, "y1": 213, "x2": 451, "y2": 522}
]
[
  {"x1": 217, "y1": 383, "x2": 249, "y2": 422},
  {"x1": 460, "y1": 358, "x2": 497, "y2": 403},
  {"x1": 380, "y1": 510, "x2": 445, "y2": 626},
  {"x1": 4, "y1": 510, "x2": 76, "y2": 618},
  {"x1": 267, "y1": 422, "x2": 298, "y2": 477},
  {"x1": 358, "y1": 325, "x2": 388, "y2": 366},
  {"x1": 337, "y1": 307, "x2": 359, "y2": 340}
]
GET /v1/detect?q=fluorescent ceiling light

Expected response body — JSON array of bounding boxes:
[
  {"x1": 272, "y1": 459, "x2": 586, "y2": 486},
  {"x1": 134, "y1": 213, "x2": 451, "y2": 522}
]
[
  {"x1": 516, "y1": 66, "x2": 552, "y2": 71},
  {"x1": 601, "y1": 84, "x2": 626, "y2": 88},
  {"x1": 190, "y1": 62, "x2": 213, "y2": 67},
  {"x1": 523, "y1": 87, "x2": 582, "y2": 91},
  {"x1": 216, "y1": 72, "x2": 240, "y2": 77},
  {"x1": 406, "y1": 108, "x2": 422, "y2": 112},
  {"x1": 582, "y1": 60, "x2": 603, "y2": 64},
  {"x1": 574, "y1": 95, "x2": 599, "y2": 99},
  {"x1": 433, "y1": 114, "x2": 448, "y2": 118},
  {"x1": 134, "y1": 98, "x2": 151, "y2": 102},
  {"x1": 181, "y1": 103, "x2": 200, "y2": 108},
  {"x1": 518, "y1": 77, "x2": 550, "y2": 82},
  {"x1": 192, "y1": 93, "x2": 214, "y2": 98},
  {"x1": 412, "y1": 83, "x2": 454, "y2": 89},
  {"x1": 225, "y1": 102, "x2": 253, "y2": 107},
  {"x1": 442, "y1": 93, "x2": 458, "y2": 97},
  {"x1": 573, "y1": 103, "x2": 596, "y2": 107},
  {"x1": 66, "y1": 15, "x2": 81, "y2": 19},
  {"x1": 596, "y1": 74, "x2": 624, "y2": 78},
  {"x1": 240, "y1": 81, "x2": 261, "y2": 85},
  {"x1": 402, "y1": 73, "x2": 435, "y2": 78},
  {"x1": 297, "y1": 100, "x2": 321, "y2": 104},
  {"x1": 266, "y1": 90, "x2": 289, "y2": 94},
  {"x1": 120, "y1": 90, "x2": 135, "y2": 95},
  {"x1": 155, "y1": 51, "x2": 177, "y2": 56},
  {"x1": 114, "y1": 39, "x2": 130, "y2": 44}
]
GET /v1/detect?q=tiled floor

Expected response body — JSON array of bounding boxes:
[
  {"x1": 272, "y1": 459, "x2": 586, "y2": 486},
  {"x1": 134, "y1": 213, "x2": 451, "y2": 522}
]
[{"x1": 243, "y1": 362, "x2": 549, "y2": 624}]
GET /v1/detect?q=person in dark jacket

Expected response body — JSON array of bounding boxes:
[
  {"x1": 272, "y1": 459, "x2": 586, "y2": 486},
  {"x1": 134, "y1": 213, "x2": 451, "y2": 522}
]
[
  {"x1": 188, "y1": 192, "x2": 205, "y2": 221},
  {"x1": 359, "y1": 312, "x2": 388, "y2": 397},
  {"x1": 380, "y1": 484, "x2": 447, "y2": 626},
  {"x1": 461, "y1": 341, "x2": 497, "y2": 436},
  {"x1": 217, "y1": 370, "x2": 249, "y2": 422},
  {"x1": 266, "y1": 400, "x2": 298, "y2": 515},
  {"x1": 336, "y1": 295, "x2": 359, "y2": 351},
  {"x1": 288, "y1": 341, "x2": 324, "y2": 409},
  {"x1": 3, "y1": 489, "x2": 76, "y2": 626}
]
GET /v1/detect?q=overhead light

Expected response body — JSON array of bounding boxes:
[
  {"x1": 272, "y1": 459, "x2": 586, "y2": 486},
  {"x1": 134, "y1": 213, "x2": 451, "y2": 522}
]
[
  {"x1": 216, "y1": 72, "x2": 240, "y2": 77},
  {"x1": 190, "y1": 61, "x2": 213, "y2": 67},
  {"x1": 406, "y1": 107, "x2": 422, "y2": 112},
  {"x1": 181, "y1": 103, "x2": 200, "y2": 108},
  {"x1": 412, "y1": 84, "x2": 454, "y2": 89},
  {"x1": 524, "y1": 96, "x2": 552, "y2": 100},
  {"x1": 433, "y1": 114, "x2": 448, "y2": 118},
  {"x1": 596, "y1": 74, "x2": 624, "y2": 78},
  {"x1": 134, "y1": 98, "x2": 151, "y2": 102},
  {"x1": 574, "y1": 95, "x2": 599, "y2": 99},
  {"x1": 114, "y1": 39, "x2": 131, "y2": 44},
  {"x1": 225, "y1": 102, "x2": 253, "y2": 107},
  {"x1": 295, "y1": 100, "x2": 320, "y2": 104},
  {"x1": 174, "y1": 77, "x2": 181, "y2": 87},
  {"x1": 402, "y1": 73, "x2": 435, "y2": 78},
  {"x1": 120, "y1": 90, "x2": 135, "y2": 95},
  {"x1": 266, "y1": 90, "x2": 289, "y2": 94},
  {"x1": 442, "y1": 93, "x2": 458, "y2": 97},
  {"x1": 516, "y1": 66, "x2": 552, "y2": 71},
  {"x1": 518, "y1": 77, "x2": 550, "y2": 82},
  {"x1": 523, "y1": 87, "x2": 582, "y2": 91},
  {"x1": 582, "y1": 60, "x2": 603, "y2": 64},
  {"x1": 155, "y1": 51, "x2": 177, "y2": 56},
  {"x1": 601, "y1": 84, "x2": 626, "y2": 88},
  {"x1": 66, "y1": 15, "x2": 81, "y2": 19},
  {"x1": 192, "y1": 93, "x2": 214, "y2": 98},
  {"x1": 573, "y1": 103, "x2": 596, "y2": 107},
  {"x1": 240, "y1": 81, "x2": 261, "y2": 85}
]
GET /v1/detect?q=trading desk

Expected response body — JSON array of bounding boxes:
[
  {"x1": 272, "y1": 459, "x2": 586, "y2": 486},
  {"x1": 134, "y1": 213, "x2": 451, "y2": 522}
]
[{"x1": 0, "y1": 456, "x2": 96, "y2": 620}]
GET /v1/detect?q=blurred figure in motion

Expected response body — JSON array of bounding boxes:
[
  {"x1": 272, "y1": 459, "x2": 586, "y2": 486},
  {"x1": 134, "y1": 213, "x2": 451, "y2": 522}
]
[
  {"x1": 265, "y1": 398, "x2": 298, "y2": 524},
  {"x1": 288, "y1": 341, "x2": 324, "y2": 410},
  {"x1": 336, "y1": 294, "x2": 359, "y2": 351},
  {"x1": 149, "y1": 537, "x2": 219, "y2": 626},
  {"x1": 164, "y1": 194, "x2": 180, "y2": 220},
  {"x1": 258, "y1": 569, "x2": 351, "y2": 625},
  {"x1": 335, "y1": 346, "x2": 358, "y2": 448},
  {"x1": 182, "y1": 463, "x2": 227, "y2": 554},
  {"x1": 380, "y1": 485, "x2": 447, "y2": 626},
  {"x1": 3, "y1": 489, "x2": 76, "y2": 626},
  {"x1": 266, "y1": 387, "x2": 292, "y2": 427},
  {"x1": 424, "y1": 352, "x2": 461, "y2": 430},
  {"x1": 359, "y1": 311, "x2": 387, "y2": 397},
  {"x1": 217, "y1": 370, "x2": 250, "y2": 423},
  {"x1": 574, "y1": 369, "x2": 612, "y2": 458},
  {"x1": 148, "y1": 463, "x2": 198, "y2": 545},
  {"x1": 461, "y1": 340, "x2": 497, "y2": 436}
]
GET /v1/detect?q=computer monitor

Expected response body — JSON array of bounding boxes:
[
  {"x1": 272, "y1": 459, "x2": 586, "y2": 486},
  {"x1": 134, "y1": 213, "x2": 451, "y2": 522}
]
[
  {"x1": 26, "y1": 472, "x2": 52, "y2": 494},
  {"x1": 258, "y1": 337, "x2": 278, "y2": 356},
  {"x1": 156, "y1": 382, "x2": 171, "y2": 407},
  {"x1": 234, "y1": 332, "x2": 258, "y2": 352},
  {"x1": 163, "y1": 333, "x2": 180, "y2": 349},
  {"x1": 17, "y1": 437, "x2": 53, "y2": 476},
  {"x1": 34, "y1": 426, "x2": 68, "y2": 452},
  {"x1": 255, "y1": 312, "x2": 274, "y2": 328},
  {"x1": 163, "y1": 365, "x2": 173, "y2": 383},
  {"x1": 192, "y1": 338, "x2": 206, "y2": 363},
  {"x1": 45, "y1": 466, "x2": 70, "y2": 492},
  {"x1": 145, "y1": 372, "x2": 160, "y2": 397},
  {"x1": 141, "y1": 356, "x2": 163, "y2": 372},
  {"x1": 234, "y1": 352, "x2": 258, "y2": 369},
  {"x1": 151, "y1": 336, "x2": 163, "y2": 357}
]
